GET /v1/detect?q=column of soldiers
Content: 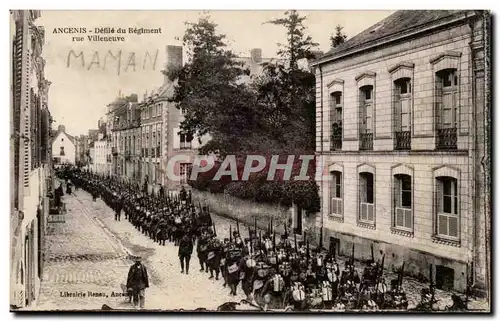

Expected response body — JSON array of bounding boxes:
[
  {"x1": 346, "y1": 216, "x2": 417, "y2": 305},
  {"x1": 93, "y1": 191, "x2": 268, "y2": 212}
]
[{"x1": 66, "y1": 168, "x2": 428, "y2": 312}]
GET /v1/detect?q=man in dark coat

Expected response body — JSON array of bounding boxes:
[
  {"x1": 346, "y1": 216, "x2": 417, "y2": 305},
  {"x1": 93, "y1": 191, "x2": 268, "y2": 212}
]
[
  {"x1": 114, "y1": 195, "x2": 123, "y2": 221},
  {"x1": 178, "y1": 234, "x2": 194, "y2": 274},
  {"x1": 126, "y1": 256, "x2": 149, "y2": 309}
]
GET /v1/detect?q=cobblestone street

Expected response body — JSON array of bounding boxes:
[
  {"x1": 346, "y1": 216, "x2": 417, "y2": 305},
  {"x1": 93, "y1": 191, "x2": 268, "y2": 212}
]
[{"x1": 35, "y1": 188, "x2": 245, "y2": 311}]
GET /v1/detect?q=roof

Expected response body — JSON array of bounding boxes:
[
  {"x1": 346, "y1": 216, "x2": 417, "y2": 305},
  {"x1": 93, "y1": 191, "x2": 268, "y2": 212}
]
[
  {"x1": 314, "y1": 10, "x2": 470, "y2": 65},
  {"x1": 51, "y1": 128, "x2": 76, "y2": 146}
]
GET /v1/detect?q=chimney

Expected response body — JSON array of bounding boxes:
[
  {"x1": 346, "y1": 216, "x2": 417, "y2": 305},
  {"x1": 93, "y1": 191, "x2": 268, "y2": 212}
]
[
  {"x1": 165, "y1": 45, "x2": 183, "y2": 83},
  {"x1": 250, "y1": 48, "x2": 262, "y2": 64},
  {"x1": 58, "y1": 125, "x2": 65, "y2": 133}
]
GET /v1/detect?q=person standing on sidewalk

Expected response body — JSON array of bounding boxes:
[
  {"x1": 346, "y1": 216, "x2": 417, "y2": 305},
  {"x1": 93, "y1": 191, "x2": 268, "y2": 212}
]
[
  {"x1": 178, "y1": 234, "x2": 193, "y2": 274},
  {"x1": 126, "y1": 256, "x2": 149, "y2": 309}
]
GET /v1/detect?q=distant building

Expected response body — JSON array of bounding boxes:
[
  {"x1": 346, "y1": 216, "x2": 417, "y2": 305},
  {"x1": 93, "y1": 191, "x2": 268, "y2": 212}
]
[
  {"x1": 51, "y1": 125, "x2": 76, "y2": 165},
  {"x1": 107, "y1": 93, "x2": 141, "y2": 183}
]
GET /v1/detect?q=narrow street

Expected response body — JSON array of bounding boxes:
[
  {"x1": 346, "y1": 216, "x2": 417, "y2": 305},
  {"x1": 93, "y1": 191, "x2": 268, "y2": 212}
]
[
  {"x1": 34, "y1": 185, "x2": 489, "y2": 312},
  {"x1": 35, "y1": 188, "x2": 245, "y2": 311}
]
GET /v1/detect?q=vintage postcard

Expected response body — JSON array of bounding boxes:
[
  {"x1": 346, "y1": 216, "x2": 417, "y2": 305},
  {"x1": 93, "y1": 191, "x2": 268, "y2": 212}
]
[{"x1": 9, "y1": 9, "x2": 491, "y2": 312}]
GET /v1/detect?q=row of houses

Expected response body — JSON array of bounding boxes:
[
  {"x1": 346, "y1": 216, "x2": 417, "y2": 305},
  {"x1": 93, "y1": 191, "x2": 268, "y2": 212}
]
[
  {"x1": 95, "y1": 46, "x2": 282, "y2": 194},
  {"x1": 10, "y1": 10, "x2": 54, "y2": 308}
]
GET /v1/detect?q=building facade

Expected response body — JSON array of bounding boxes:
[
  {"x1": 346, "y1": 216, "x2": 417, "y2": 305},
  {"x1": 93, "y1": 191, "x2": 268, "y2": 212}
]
[
  {"x1": 10, "y1": 9, "x2": 52, "y2": 308},
  {"x1": 108, "y1": 94, "x2": 141, "y2": 184},
  {"x1": 312, "y1": 10, "x2": 490, "y2": 295},
  {"x1": 51, "y1": 125, "x2": 76, "y2": 165},
  {"x1": 92, "y1": 138, "x2": 108, "y2": 175}
]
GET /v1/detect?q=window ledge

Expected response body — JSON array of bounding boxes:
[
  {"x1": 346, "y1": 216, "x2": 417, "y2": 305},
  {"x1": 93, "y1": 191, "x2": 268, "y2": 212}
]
[
  {"x1": 391, "y1": 227, "x2": 414, "y2": 237},
  {"x1": 431, "y1": 235, "x2": 460, "y2": 247},
  {"x1": 357, "y1": 221, "x2": 376, "y2": 230},
  {"x1": 328, "y1": 214, "x2": 344, "y2": 223}
]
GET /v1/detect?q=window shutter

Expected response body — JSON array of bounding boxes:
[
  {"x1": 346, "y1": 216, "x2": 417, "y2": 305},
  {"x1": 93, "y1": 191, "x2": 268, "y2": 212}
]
[
  {"x1": 394, "y1": 86, "x2": 402, "y2": 132},
  {"x1": 359, "y1": 91, "x2": 365, "y2": 133},
  {"x1": 360, "y1": 174, "x2": 367, "y2": 203},
  {"x1": 435, "y1": 75, "x2": 443, "y2": 128},
  {"x1": 393, "y1": 176, "x2": 399, "y2": 226},
  {"x1": 173, "y1": 127, "x2": 180, "y2": 149},
  {"x1": 401, "y1": 99, "x2": 410, "y2": 131},
  {"x1": 331, "y1": 173, "x2": 337, "y2": 199},
  {"x1": 436, "y1": 178, "x2": 443, "y2": 234}
]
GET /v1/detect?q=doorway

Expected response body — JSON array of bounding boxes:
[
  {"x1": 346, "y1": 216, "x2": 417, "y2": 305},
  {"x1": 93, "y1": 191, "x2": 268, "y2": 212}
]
[{"x1": 435, "y1": 265, "x2": 455, "y2": 291}]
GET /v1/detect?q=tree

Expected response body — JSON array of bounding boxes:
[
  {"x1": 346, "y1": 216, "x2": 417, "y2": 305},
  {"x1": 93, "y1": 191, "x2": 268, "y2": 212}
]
[
  {"x1": 167, "y1": 15, "x2": 256, "y2": 157},
  {"x1": 330, "y1": 25, "x2": 347, "y2": 49},
  {"x1": 266, "y1": 10, "x2": 319, "y2": 69},
  {"x1": 254, "y1": 10, "x2": 319, "y2": 153}
]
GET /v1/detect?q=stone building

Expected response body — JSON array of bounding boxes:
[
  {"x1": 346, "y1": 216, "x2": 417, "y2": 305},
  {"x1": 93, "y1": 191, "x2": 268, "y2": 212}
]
[
  {"x1": 51, "y1": 125, "x2": 76, "y2": 165},
  {"x1": 108, "y1": 94, "x2": 141, "y2": 183},
  {"x1": 10, "y1": 9, "x2": 52, "y2": 308},
  {"x1": 312, "y1": 10, "x2": 490, "y2": 296}
]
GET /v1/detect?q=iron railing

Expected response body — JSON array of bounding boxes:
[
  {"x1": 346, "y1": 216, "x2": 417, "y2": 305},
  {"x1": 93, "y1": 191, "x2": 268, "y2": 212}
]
[
  {"x1": 436, "y1": 128, "x2": 457, "y2": 150},
  {"x1": 394, "y1": 131, "x2": 411, "y2": 150},
  {"x1": 330, "y1": 135, "x2": 342, "y2": 151},
  {"x1": 359, "y1": 133, "x2": 373, "y2": 151}
]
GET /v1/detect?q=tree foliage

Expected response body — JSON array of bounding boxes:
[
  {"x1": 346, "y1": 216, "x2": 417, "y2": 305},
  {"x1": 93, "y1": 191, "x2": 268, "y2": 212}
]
[
  {"x1": 167, "y1": 15, "x2": 256, "y2": 157},
  {"x1": 330, "y1": 24, "x2": 348, "y2": 49},
  {"x1": 172, "y1": 12, "x2": 321, "y2": 213}
]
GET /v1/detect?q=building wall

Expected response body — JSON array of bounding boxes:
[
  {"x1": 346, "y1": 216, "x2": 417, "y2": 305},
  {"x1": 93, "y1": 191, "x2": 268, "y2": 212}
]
[
  {"x1": 51, "y1": 132, "x2": 76, "y2": 164},
  {"x1": 314, "y1": 16, "x2": 486, "y2": 293},
  {"x1": 11, "y1": 10, "x2": 51, "y2": 308}
]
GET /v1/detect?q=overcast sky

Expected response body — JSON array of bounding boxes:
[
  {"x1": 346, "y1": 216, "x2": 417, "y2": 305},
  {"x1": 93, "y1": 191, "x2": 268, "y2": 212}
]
[{"x1": 37, "y1": 10, "x2": 394, "y2": 137}]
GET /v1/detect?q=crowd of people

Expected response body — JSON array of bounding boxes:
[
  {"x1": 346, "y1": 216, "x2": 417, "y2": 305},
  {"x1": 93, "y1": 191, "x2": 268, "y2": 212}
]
[{"x1": 55, "y1": 166, "x2": 469, "y2": 312}]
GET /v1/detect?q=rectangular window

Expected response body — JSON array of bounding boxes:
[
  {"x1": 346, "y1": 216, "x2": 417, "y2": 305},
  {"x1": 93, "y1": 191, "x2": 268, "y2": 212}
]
[
  {"x1": 437, "y1": 177, "x2": 459, "y2": 238},
  {"x1": 360, "y1": 86, "x2": 374, "y2": 135},
  {"x1": 180, "y1": 132, "x2": 193, "y2": 149},
  {"x1": 359, "y1": 172, "x2": 374, "y2": 223},
  {"x1": 394, "y1": 175, "x2": 412, "y2": 230},
  {"x1": 329, "y1": 171, "x2": 343, "y2": 216}
]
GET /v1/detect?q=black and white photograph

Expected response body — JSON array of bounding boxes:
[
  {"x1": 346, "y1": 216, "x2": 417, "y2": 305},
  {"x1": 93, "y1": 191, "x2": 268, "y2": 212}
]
[{"x1": 8, "y1": 9, "x2": 491, "y2": 313}]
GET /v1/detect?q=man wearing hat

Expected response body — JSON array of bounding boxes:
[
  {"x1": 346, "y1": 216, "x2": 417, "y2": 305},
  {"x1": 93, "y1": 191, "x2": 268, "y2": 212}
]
[{"x1": 126, "y1": 256, "x2": 149, "y2": 309}]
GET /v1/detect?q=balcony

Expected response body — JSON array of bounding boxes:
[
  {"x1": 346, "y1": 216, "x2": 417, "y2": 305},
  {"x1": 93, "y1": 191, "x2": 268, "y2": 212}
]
[
  {"x1": 111, "y1": 147, "x2": 118, "y2": 156},
  {"x1": 394, "y1": 131, "x2": 411, "y2": 150},
  {"x1": 436, "y1": 128, "x2": 457, "y2": 150},
  {"x1": 124, "y1": 150, "x2": 131, "y2": 160},
  {"x1": 359, "y1": 133, "x2": 373, "y2": 151},
  {"x1": 330, "y1": 135, "x2": 342, "y2": 151},
  {"x1": 151, "y1": 148, "x2": 156, "y2": 158}
]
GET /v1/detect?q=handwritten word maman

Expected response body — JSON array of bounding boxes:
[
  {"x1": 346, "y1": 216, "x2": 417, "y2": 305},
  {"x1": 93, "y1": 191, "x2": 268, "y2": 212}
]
[{"x1": 66, "y1": 49, "x2": 159, "y2": 75}]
